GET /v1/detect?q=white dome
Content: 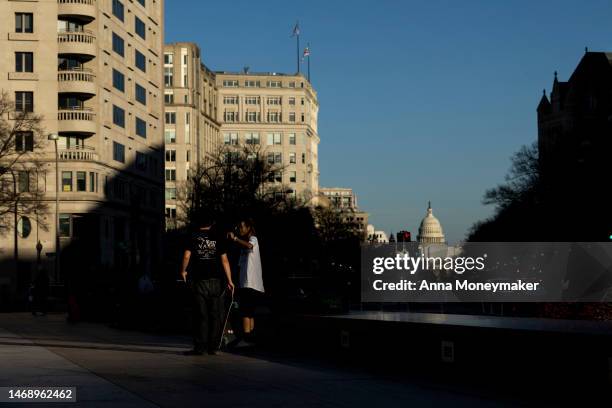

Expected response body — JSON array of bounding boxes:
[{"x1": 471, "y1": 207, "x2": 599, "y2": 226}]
[{"x1": 417, "y1": 202, "x2": 445, "y2": 244}]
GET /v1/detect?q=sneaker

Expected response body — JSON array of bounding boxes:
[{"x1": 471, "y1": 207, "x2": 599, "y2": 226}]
[{"x1": 183, "y1": 349, "x2": 204, "y2": 356}]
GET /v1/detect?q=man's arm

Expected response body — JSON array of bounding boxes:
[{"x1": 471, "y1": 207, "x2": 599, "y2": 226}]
[
  {"x1": 228, "y1": 233, "x2": 254, "y2": 249},
  {"x1": 180, "y1": 250, "x2": 191, "y2": 282},
  {"x1": 220, "y1": 253, "x2": 234, "y2": 292}
]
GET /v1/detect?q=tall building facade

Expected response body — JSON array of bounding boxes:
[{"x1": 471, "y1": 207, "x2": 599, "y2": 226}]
[
  {"x1": 0, "y1": 0, "x2": 165, "y2": 300},
  {"x1": 163, "y1": 42, "x2": 220, "y2": 229},
  {"x1": 215, "y1": 72, "x2": 320, "y2": 202},
  {"x1": 319, "y1": 187, "x2": 368, "y2": 238}
]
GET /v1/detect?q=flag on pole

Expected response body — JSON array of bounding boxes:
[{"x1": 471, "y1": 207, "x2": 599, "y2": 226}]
[
  {"x1": 303, "y1": 46, "x2": 311, "y2": 60},
  {"x1": 291, "y1": 22, "x2": 300, "y2": 37}
]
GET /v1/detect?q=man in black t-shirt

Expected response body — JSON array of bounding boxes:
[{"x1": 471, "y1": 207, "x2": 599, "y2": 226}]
[{"x1": 180, "y1": 219, "x2": 234, "y2": 356}]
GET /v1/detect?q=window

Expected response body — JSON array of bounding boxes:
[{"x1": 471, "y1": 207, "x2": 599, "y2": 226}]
[
  {"x1": 245, "y1": 80, "x2": 260, "y2": 88},
  {"x1": 223, "y1": 96, "x2": 238, "y2": 104},
  {"x1": 302, "y1": 153, "x2": 306, "y2": 164},
  {"x1": 135, "y1": 83, "x2": 147, "y2": 105},
  {"x1": 15, "y1": 52, "x2": 33, "y2": 73},
  {"x1": 135, "y1": 50, "x2": 146, "y2": 72},
  {"x1": 267, "y1": 97, "x2": 281, "y2": 105},
  {"x1": 274, "y1": 152, "x2": 282, "y2": 164},
  {"x1": 267, "y1": 111, "x2": 281, "y2": 123},
  {"x1": 224, "y1": 111, "x2": 237, "y2": 122},
  {"x1": 112, "y1": 0, "x2": 124, "y2": 21},
  {"x1": 136, "y1": 152, "x2": 147, "y2": 171},
  {"x1": 267, "y1": 133, "x2": 282, "y2": 145},
  {"x1": 301, "y1": 113, "x2": 305, "y2": 122},
  {"x1": 165, "y1": 188, "x2": 176, "y2": 200},
  {"x1": 15, "y1": 13, "x2": 33, "y2": 33},
  {"x1": 289, "y1": 112, "x2": 296, "y2": 122},
  {"x1": 15, "y1": 131, "x2": 34, "y2": 152},
  {"x1": 164, "y1": 67, "x2": 173, "y2": 87},
  {"x1": 89, "y1": 172, "x2": 96, "y2": 192},
  {"x1": 135, "y1": 16, "x2": 146, "y2": 39},
  {"x1": 165, "y1": 169, "x2": 176, "y2": 181},
  {"x1": 223, "y1": 133, "x2": 238, "y2": 145},
  {"x1": 246, "y1": 111, "x2": 259, "y2": 122},
  {"x1": 113, "y1": 141, "x2": 125, "y2": 163},
  {"x1": 112, "y1": 105, "x2": 125, "y2": 128},
  {"x1": 289, "y1": 97, "x2": 296, "y2": 105},
  {"x1": 112, "y1": 69, "x2": 125, "y2": 92},
  {"x1": 186, "y1": 150, "x2": 190, "y2": 162},
  {"x1": 59, "y1": 214, "x2": 71, "y2": 237},
  {"x1": 164, "y1": 53, "x2": 173, "y2": 65},
  {"x1": 15, "y1": 91, "x2": 33, "y2": 113},
  {"x1": 164, "y1": 93, "x2": 174, "y2": 104},
  {"x1": 137, "y1": 0, "x2": 145, "y2": 6},
  {"x1": 165, "y1": 112, "x2": 176, "y2": 124},
  {"x1": 223, "y1": 80, "x2": 238, "y2": 87},
  {"x1": 289, "y1": 171, "x2": 297, "y2": 183},
  {"x1": 136, "y1": 117, "x2": 147, "y2": 138},
  {"x1": 164, "y1": 130, "x2": 176, "y2": 143},
  {"x1": 76, "y1": 171, "x2": 86, "y2": 192},
  {"x1": 165, "y1": 150, "x2": 176, "y2": 162},
  {"x1": 166, "y1": 207, "x2": 176, "y2": 219},
  {"x1": 245, "y1": 133, "x2": 260, "y2": 145},
  {"x1": 267, "y1": 80, "x2": 281, "y2": 88},
  {"x1": 301, "y1": 98, "x2": 305, "y2": 105},
  {"x1": 17, "y1": 171, "x2": 29, "y2": 193},
  {"x1": 62, "y1": 171, "x2": 72, "y2": 192},
  {"x1": 245, "y1": 96, "x2": 260, "y2": 105},
  {"x1": 289, "y1": 133, "x2": 296, "y2": 145},
  {"x1": 112, "y1": 32, "x2": 124, "y2": 57},
  {"x1": 289, "y1": 152, "x2": 296, "y2": 164},
  {"x1": 288, "y1": 81, "x2": 296, "y2": 88}
]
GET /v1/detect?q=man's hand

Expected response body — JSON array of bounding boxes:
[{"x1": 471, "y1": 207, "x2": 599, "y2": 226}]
[
  {"x1": 180, "y1": 270, "x2": 188, "y2": 283},
  {"x1": 227, "y1": 280, "x2": 235, "y2": 293}
]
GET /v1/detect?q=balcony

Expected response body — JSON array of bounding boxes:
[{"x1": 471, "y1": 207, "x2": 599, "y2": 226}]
[
  {"x1": 58, "y1": 68, "x2": 96, "y2": 96},
  {"x1": 58, "y1": 108, "x2": 96, "y2": 135},
  {"x1": 58, "y1": 0, "x2": 96, "y2": 23},
  {"x1": 58, "y1": 146, "x2": 98, "y2": 162},
  {"x1": 58, "y1": 29, "x2": 96, "y2": 60}
]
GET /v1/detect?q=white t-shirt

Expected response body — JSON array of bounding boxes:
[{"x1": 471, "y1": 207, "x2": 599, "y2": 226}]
[{"x1": 238, "y1": 236, "x2": 264, "y2": 293}]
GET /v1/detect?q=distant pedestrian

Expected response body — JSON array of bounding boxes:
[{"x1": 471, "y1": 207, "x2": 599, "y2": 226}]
[
  {"x1": 180, "y1": 215, "x2": 234, "y2": 356},
  {"x1": 229, "y1": 218, "x2": 264, "y2": 341}
]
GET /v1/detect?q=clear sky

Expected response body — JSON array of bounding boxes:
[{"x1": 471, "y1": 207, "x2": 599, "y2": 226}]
[{"x1": 166, "y1": 0, "x2": 612, "y2": 243}]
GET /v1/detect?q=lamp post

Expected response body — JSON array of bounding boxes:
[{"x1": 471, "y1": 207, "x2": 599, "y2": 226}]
[{"x1": 48, "y1": 133, "x2": 60, "y2": 283}]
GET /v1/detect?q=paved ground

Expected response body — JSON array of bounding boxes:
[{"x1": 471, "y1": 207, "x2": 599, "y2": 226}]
[{"x1": 0, "y1": 313, "x2": 529, "y2": 407}]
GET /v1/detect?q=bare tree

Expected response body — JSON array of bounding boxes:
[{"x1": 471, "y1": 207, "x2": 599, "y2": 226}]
[{"x1": 0, "y1": 91, "x2": 49, "y2": 235}]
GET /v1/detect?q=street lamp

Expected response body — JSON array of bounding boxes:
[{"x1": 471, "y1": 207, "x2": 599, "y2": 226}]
[{"x1": 48, "y1": 133, "x2": 60, "y2": 283}]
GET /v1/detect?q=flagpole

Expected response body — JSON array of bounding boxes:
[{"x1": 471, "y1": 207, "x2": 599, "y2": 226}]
[
  {"x1": 297, "y1": 29, "x2": 300, "y2": 74},
  {"x1": 307, "y1": 43, "x2": 311, "y2": 82}
]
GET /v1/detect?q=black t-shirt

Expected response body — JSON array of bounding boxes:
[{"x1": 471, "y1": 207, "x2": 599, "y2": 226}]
[{"x1": 188, "y1": 227, "x2": 227, "y2": 281}]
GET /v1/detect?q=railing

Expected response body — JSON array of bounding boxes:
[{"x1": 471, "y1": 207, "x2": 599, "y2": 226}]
[
  {"x1": 57, "y1": 29, "x2": 95, "y2": 44},
  {"x1": 58, "y1": 108, "x2": 95, "y2": 122},
  {"x1": 58, "y1": 68, "x2": 95, "y2": 83},
  {"x1": 58, "y1": 0, "x2": 95, "y2": 5},
  {"x1": 58, "y1": 146, "x2": 98, "y2": 162}
]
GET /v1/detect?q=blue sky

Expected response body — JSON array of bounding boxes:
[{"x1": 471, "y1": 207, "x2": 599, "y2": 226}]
[{"x1": 166, "y1": 0, "x2": 612, "y2": 243}]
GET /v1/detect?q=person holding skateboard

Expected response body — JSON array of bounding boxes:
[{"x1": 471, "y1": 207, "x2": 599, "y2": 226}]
[
  {"x1": 229, "y1": 218, "x2": 264, "y2": 342},
  {"x1": 180, "y1": 215, "x2": 234, "y2": 356}
]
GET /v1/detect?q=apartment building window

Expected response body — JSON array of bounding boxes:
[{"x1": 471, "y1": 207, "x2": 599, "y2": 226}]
[
  {"x1": 112, "y1": 0, "x2": 124, "y2": 21},
  {"x1": 137, "y1": 0, "x2": 146, "y2": 7},
  {"x1": 245, "y1": 96, "x2": 260, "y2": 105},
  {"x1": 135, "y1": 83, "x2": 147, "y2": 105},
  {"x1": 223, "y1": 80, "x2": 238, "y2": 87},
  {"x1": 289, "y1": 171, "x2": 297, "y2": 183},
  {"x1": 112, "y1": 33, "x2": 124, "y2": 57},
  {"x1": 59, "y1": 214, "x2": 71, "y2": 237},
  {"x1": 136, "y1": 117, "x2": 147, "y2": 138},
  {"x1": 76, "y1": 171, "x2": 86, "y2": 192},
  {"x1": 164, "y1": 53, "x2": 173, "y2": 65},
  {"x1": 289, "y1": 112, "x2": 296, "y2": 122},
  {"x1": 274, "y1": 152, "x2": 282, "y2": 164},
  {"x1": 112, "y1": 69, "x2": 125, "y2": 92},
  {"x1": 15, "y1": 131, "x2": 34, "y2": 152},
  {"x1": 266, "y1": 153, "x2": 274, "y2": 164},
  {"x1": 17, "y1": 171, "x2": 29, "y2": 193},
  {"x1": 166, "y1": 207, "x2": 176, "y2": 219},
  {"x1": 165, "y1": 150, "x2": 176, "y2": 162},
  {"x1": 62, "y1": 171, "x2": 72, "y2": 192},
  {"x1": 165, "y1": 169, "x2": 176, "y2": 181},
  {"x1": 288, "y1": 81, "x2": 296, "y2": 88},
  {"x1": 135, "y1": 16, "x2": 146, "y2": 39},
  {"x1": 15, "y1": 91, "x2": 33, "y2": 113},
  {"x1": 89, "y1": 172, "x2": 96, "y2": 192},
  {"x1": 113, "y1": 142, "x2": 125, "y2": 163},
  {"x1": 285, "y1": 133, "x2": 295, "y2": 146},
  {"x1": 186, "y1": 150, "x2": 190, "y2": 162},
  {"x1": 15, "y1": 52, "x2": 33, "y2": 73},
  {"x1": 223, "y1": 133, "x2": 238, "y2": 145},
  {"x1": 267, "y1": 97, "x2": 281, "y2": 105},
  {"x1": 165, "y1": 188, "x2": 176, "y2": 200},
  {"x1": 267, "y1": 80, "x2": 281, "y2": 88},
  {"x1": 164, "y1": 67, "x2": 173, "y2": 87},
  {"x1": 224, "y1": 111, "x2": 237, "y2": 122},
  {"x1": 164, "y1": 92, "x2": 174, "y2": 104},
  {"x1": 288, "y1": 97, "x2": 296, "y2": 105},
  {"x1": 302, "y1": 153, "x2": 306, "y2": 164},
  {"x1": 135, "y1": 50, "x2": 146, "y2": 72},
  {"x1": 245, "y1": 80, "x2": 260, "y2": 88},
  {"x1": 267, "y1": 111, "x2": 281, "y2": 123},
  {"x1": 164, "y1": 130, "x2": 176, "y2": 143},
  {"x1": 275, "y1": 171, "x2": 282, "y2": 183},
  {"x1": 165, "y1": 112, "x2": 176, "y2": 124},
  {"x1": 223, "y1": 96, "x2": 238, "y2": 104},
  {"x1": 245, "y1": 133, "x2": 260, "y2": 145},
  {"x1": 267, "y1": 133, "x2": 282, "y2": 145},
  {"x1": 301, "y1": 113, "x2": 305, "y2": 122},
  {"x1": 246, "y1": 111, "x2": 259, "y2": 122},
  {"x1": 15, "y1": 13, "x2": 33, "y2": 33},
  {"x1": 112, "y1": 105, "x2": 125, "y2": 128},
  {"x1": 136, "y1": 152, "x2": 147, "y2": 171}
]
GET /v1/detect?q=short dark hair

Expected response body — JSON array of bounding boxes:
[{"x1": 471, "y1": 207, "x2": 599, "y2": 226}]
[
  {"x1": 241, "y1": 218, "x2": 256, "y2": 235},
  {"x1": 194, "y1": 212, "x2": 214, "y2": 228}
]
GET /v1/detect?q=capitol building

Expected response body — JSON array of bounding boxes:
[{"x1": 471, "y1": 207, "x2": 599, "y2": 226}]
[{"x1": 417, "y1": 202, "x2": 446, "y2": 244}]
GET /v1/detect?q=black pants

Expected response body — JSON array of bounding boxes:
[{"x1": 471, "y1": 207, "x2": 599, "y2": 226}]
[{"x1": 192, "y1": 278, "x2": 223, "y2": 352}]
